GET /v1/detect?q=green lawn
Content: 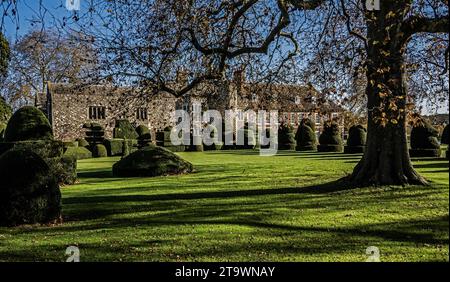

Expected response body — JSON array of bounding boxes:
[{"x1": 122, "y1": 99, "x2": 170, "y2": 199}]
[{"x1": 0, "y1": 150, "x2": 448, "y2": 262}]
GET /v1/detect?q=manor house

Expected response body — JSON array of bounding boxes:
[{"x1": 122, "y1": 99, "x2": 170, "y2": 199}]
[{"x1": 36, "y1": 72, "x2": 344, "y2": 141}]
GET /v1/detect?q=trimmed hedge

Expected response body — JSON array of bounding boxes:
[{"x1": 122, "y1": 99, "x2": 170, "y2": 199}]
[
  {"x1": 441, "y1": 124, "x2": 449, "y2": 145},
  {"x1": 112, "y1": 145, "x2": 193, "y2": 177},
  {"x1": 64, "y1": 146, "x2": 92, "y2": 160},
  {"x1": 318, "y1": 122, "x2": 343, "y2": 152},
  {"x1": 344, "y1": 125, "x2": 366, "y2": 154},
  {"x1": 410, "y1": 120, "x2": 441, "y2": 157},
  {"x1": 295, "y1": 124, "x2": 317, "y2": 151},
  {"x1": 0, "y1": 148, "x2": 61, "y2": 226},
  {"x1": 92, "y1": 144, "x2": 108, "y2": 158},
  {"x1": 157, "y1": 126, "x2": 186, "y2": 152},
  {"x1": 114, "y1": 119, "x2": 138, "y2": 140},
  {"x1": 4, "y1": 106, "x2": 53, "y2": 142},
  {"x1": 278, "y1": 124, "x2": 296, "y2": 150}
]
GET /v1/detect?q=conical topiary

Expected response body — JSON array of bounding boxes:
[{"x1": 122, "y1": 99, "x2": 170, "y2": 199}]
[
  {"x1": 83, "y1": 122, "x2": 105, "y2": 146},
  {"x1": 278, "y1": 124, "x2": 296, "y2": 150},
  {"x1": 112, "y1": 145, "x2": 193, "y2": 177},
  {"x1": 344, "y1": 125, "x2": 366, "y2": 154},
  {"x1": 3, "y1": 106, "x2": 53, "y2": 142},
  {"x1": 113, "y1": 119, "x2": 139, "y2": 140},
  {"x1": 409, "y1": 120, "x2": 441, "y2": 157},
  {"x1": 318, "y1": 121, "x2": 343, "y2": 152}
]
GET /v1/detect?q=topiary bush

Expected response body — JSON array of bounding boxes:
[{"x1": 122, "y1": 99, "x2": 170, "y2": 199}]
[
  {"x1": 136, "y1": 125, "x2": 152, "y2": 149},
  {"x1": 278, "y1": 124, "x2": 296, "y2": 150},
  {"x1": 344, "y1": 125, "x2": 366, "y2": 154},
  {"x1": 64, "y1": 146, "x2": 92, "y2": 160},
  {"x1": 235, "y1": 123, "x2": 256, "y2": 149},
  {"x1": 113, "y1": 119, "x2": 139, "y2": 140},
  {"x1": 295, "y1": 124, "x2": 317, "y2": 151},
  {"x1": 0, "y1": 148, "x2": 61, "y2": 226},
  {"x1": 221, "y1": 120, "x2": 235, "y2": 150},
  {"x1": 112, "y1": 145, "x2": 193, "y2": 177},
  {"x1": 186, "y1": 130, "x2": 203, "y2": 152},
  {"x1": 318, "y1": 122, "x2": 343, "y2": 152},
  {"x1": 47, "y1": 155, "x2": 77, "y2": 185},
  {"x1": 157, "y1": 126, "x2": 186, "y2": 152},
  {"x1": 83, "y1": 122, "x2": 105, "y2": 145},
  {"x1": 3, "y1": 106, "x2": 53, "y2": 142},
  {"x1": 410, "y1": 120, "x2": 441, "y2": 157},
  {"x1": 203, "y1": 125, "x2": 223, "y2": 150},
  {"x1": 92, "y1": 144, "x2": 108, "y2": 158},
  {"x1": 76, "y1": 138, "x2": 90, "y2": 147},
  {"x1": 441, "y1": 124, "x2": 449, "y2": 145},
  {"x1": 103, "y1": 138, "x2": 124, "y2": 156}
]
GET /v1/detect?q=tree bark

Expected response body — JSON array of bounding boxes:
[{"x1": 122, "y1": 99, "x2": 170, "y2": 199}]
[{"x1": 350, "y1": 2, "x2": 428, "y2": 186}]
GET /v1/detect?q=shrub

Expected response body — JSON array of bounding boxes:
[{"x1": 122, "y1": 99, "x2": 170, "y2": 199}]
[
  {"x1": 3, "y1": 106, "x2": 53, "y2": 142},
  {"x1": 300, "y1": 118, "x2": 316, "y2": 132},
  {"x1": 64, "y1": 146, "x2": 92, "y2": 160},
  {"x1": 278, "y1": 124, "x2": 296, "y2": 150},
  {"x1": 236, "y1": 123, "x2": 256, "y2": 149},
  {"x1": 63, "y1": 141, "x2": 78, "y2": 148},
  {"x1": 295, "y1": 124, "x2": 317, "y2": 151},
  {"x1": 92, "y1": 144, "x2": 108, "y2": 158},
  {"x1": 441, "y1": 124, "x2": 449, "y2": 145},
  {"x1": 113, "y1": 119, "x2": 138, "y2": 140},
  {"x1": 344, "y1": 125, "x2": 366, "y2": 154},
  {"x1": 221, "y1": 120, "x2": 235, "y2": 150},
  {"x1": 122, "y1": 138, "x2": 130, "y2": 157},
  {"x1": 203, "y1": 125, "x2": 223, "y2": 150},
  {"x1": 318, "y1": 122, "x2": 343, "y2": 152},
  {"x1": 157, "y1": 126, "x2": 186, "y2": 152},
  {"x1": 187, "y1": 131, "x2": 203, "y2": 152},
  {"x1": 112, "y1": 145, "x2": 193, "y2": 177},
  {"x1": 0, "y1": 140, "x2": 64, "y2": 158},
  {"x1": 136, "y1": 125, "x2": 152, "y2": 148},
  {"x1": 103, "y1": 138, "x2": 124, "y2": 156},
  {"x1": 83, "y1": 122, "x2": 105, "y2": 145},
  {"x1": 76, "y1": 138, "x2": 90, "y2": 147},
  {"x1": 0, "y1": 148, "x2": 61, "y2": 226},
  {"x1": 410, "y1": 120, "x2": 440, "y2": 157},
  {"x1": 259, "y1": 128, "x2": 278, "y2": 149},
  {"x1": 47, "y1": 155, "x2": 77, "y2": 185}
]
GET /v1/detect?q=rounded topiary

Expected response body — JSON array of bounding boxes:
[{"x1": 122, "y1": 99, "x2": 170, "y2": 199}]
[
  {"x1": 278, "y1": 124, "x2": 296, "y2": 150},
  {"x1": 136, "y1": 125, "x2": 152, "y2": 148},
  {"x1": 441, "y1": 124, "x2": 449, "y2": 145},
  {"x1": 112, "y1": 145, "x2": 193, "y2": 177},
  {"x1": 295, "y1": 124, "x2": 317, "y2": 151},
  {"x1": 92, "y1": 144, "x2": 108, "y2": 158},
  {"x1": 410, "y1": 120, "x2": 441, "y2": 157},
  {"x1": 300, "y1": 118, "x2": 316, "y2": 132},
  {"x1": 114, "y1": 119, "x2": 139, "y2": 140},
  {"x1": 344, "y1": 125, "x2": 366, "y2": 154},
  {"x1": 3, "y1": 106, "x2": 53, "y2": 142},
  {"x1": 0, "y1": 149, "x2": 61, "y2": 226},
  {"x1": 318, "y1": 122, "x2": 343, "y2": 152}
]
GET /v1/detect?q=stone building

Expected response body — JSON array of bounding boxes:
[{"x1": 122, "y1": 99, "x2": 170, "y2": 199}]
[{"x1": 37, "y1": 73, "x2": 344, "y2": 141}]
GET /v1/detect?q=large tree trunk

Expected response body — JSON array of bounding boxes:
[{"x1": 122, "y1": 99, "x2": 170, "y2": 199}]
[{"x1": 350, "y1": 2, "x2": 427, "y2": 186}]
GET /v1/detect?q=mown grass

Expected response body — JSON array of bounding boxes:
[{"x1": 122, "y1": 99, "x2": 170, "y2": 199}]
[{"x1": 0, "y1": 150, "x2": 448, "y2": 262}]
